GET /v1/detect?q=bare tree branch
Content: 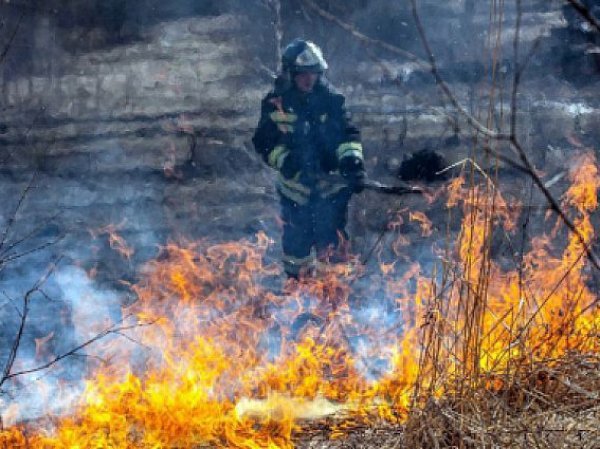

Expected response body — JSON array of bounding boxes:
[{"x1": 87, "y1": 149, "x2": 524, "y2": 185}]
[
  {"x1": 508, "y1": 0, "x2": 600, "y2": 271},
  {"x1": 2, "y1": 318, "x2": 157, "y2": 383},
  {"x1": 0, "y1": 256, "x2": 61, "y2": 388},
  {"x1": 565, "y1": 0, "x2": 600, "y2": 34},
  {"x1": 0, "y1": 172, "x2": 38, "y2": 255},
  {"x1": 264, "y1": 0, "x2": 283, "y2": 73},
  {"x1": 0, "y1": 235, "x2": 64, "y2": 267},
  {"x1": 301, "y1": 0, "x2": 428, "y2": 68},
  {"x1": 0, "y1": 9, "x2": 25, "y2": 65},
  {"x1": 410, "y1": 0, "x2": 600, "y2": 272},
  {"x1": 408, "y1": 0, "x2": 509, "y2": 141},
  {"x1": 0, "y1": 213, "x2": 60, "y2": 259}
]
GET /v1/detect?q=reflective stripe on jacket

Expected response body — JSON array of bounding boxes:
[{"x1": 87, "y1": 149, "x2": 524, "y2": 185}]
[{"x1": 252, "y1": 78, "x2": 362, "y2": 203}]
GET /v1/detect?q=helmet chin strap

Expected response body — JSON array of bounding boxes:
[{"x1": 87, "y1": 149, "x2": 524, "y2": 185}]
[{"x1": 292, "y1": 72, "x2": 320, "y2": 93}]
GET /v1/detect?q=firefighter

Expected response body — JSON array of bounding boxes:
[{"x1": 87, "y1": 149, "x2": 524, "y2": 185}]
[{"x1": 252, "y1": 38, "x2": 366, "y2": 278}]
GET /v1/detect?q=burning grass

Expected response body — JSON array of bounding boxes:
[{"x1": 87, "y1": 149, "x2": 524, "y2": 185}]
[{"x1": 1, "y1": 153, "x2": 599, "y2": 448}]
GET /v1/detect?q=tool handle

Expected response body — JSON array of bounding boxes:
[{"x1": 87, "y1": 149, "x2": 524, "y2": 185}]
[
  {"x1": 316, "y1": 173, "x2": 424, "y2": 196},
  {"x1": 362, "y1": 179, "x2": 424, "y2": 196}
]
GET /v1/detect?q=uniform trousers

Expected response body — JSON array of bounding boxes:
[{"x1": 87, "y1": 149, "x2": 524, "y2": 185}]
[{"x1": 279, "y1": 188, "x2": 352, "y2": 277}]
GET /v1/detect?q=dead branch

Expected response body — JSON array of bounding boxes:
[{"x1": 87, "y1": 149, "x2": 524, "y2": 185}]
[
  {"x1": 0, "y1": 9, "x2": 25, "y2": 65},
  {"x1": 508, "y1": 0, "x2": 600, "y2": 271},
  {"x1": 263, "y1": 0, "x2": 283, "y2": 72},
  {"x1": 301, "y1": 0, "x2": 428, "y2": 68},
  {"x1": 565, "y1": 0, "x2": 600, "y2": 34},
  {"x1": 301, "y1": 0, "x2": 540, "y2": 182},
  {"x1": 0, "y1": 256, "x2": 61, "y2": 389},
  {"x1": 0, "y1": 213, "x2": 60, "y2": 259},
  {"x1": 0, "y1": 172, "x2": 37, "y2": 255},
  {"x1": 408, "y1": 1, "x2": 509, "y2": 141},
  {"x1": 0, "y1": 235, "x2": 64, "y2": 267},
  {"x1": 2, "y1": 317, "x2": 158, "y2": 383},
  {"x1": 409, "y1": 0, "x2": 600, "y2": 272}
]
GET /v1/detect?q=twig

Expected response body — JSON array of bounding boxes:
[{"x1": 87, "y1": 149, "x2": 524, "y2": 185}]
[
  {"x1": 1, "y1": 287, "x2": 32, "y2": 383},
  {"x1": 410, "y1": 0, "x2": 600, "y2": 272},
  {"x1": 518, "y1": 178, "x2": 534, "y2": 302},
  {"x1": 2, "y1": 317, "x2": 158, "y2": 383},
  {"x1": 361, "y1": 222, "x2": 390, "y2": 266},
  {"x1": 409, "y1": 0, "x2": 509, "y2": 140},
  {"x1": 264, "y1": 0, "x2": 283, "y2": 72},
  {"x1": 0, "y1": 9, "x2": 25, "y2": 65},
  {"x1": 0, "y1": 236, "x2": 64, "y2": 267},
  {"x1": 0, "y1": 172, "x2": 38, "y2": 255},
  {"x1": 301, "y1": 0, "x2": 428, "y2": 68},
  {"x1": 69, "y1": 353, "x2": 110, "y2": 366},
  {"x1": 0, "y1": 256, "x2": 62, "y2": 389},
  {"x1": 565, "y1": 0, "x2": 600, "y2": 34},
  {"x1": 1, "y1": 291, "x2": 23, "y2": 319},
  {"x1": 113, "y1": 330, "x2": 154, "y2": 351},
  {"x1": 0, "y1": 213, "x2": 60, "y2": 259},
  {"x1": 514, "y1": 35, "x2": 543, "y2": 84},
  {"x1": 38, "y1": 288, "x2": 61, "y2": 303},
  {"x1": 510, "y1": 0, "x2": 523, "y2": 139}
]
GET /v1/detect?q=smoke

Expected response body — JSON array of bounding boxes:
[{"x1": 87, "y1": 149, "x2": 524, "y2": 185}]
[
  {"x1": 54, "y1": 266, "x2": 122, "y2": 341},
  {"x1": 0, "y1": 2, "x2": 596, "y2": 441},
  {"x1": 0, "y1": 264, "x2": 127, "y2": 426}
]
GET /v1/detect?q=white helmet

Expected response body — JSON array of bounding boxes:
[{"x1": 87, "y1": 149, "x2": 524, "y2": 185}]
[{"x1": 282, "y1": 39, "x2": 328, "y2": 73}]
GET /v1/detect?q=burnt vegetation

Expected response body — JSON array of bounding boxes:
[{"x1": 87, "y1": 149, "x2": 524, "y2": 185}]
[{"x1": 1, "y1": 0, "x2": 600, "y2": 448}]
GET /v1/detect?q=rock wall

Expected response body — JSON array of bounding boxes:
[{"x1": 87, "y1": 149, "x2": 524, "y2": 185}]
[
  {"x1": 0, "y1": 12, "x2": 277, "y2": 292},
  {"x1": 0, "y1": 1, "x2": 599, "y2": 292}
]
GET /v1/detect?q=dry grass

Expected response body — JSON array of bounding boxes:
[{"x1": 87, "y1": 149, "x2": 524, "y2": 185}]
[
  {"x1": 404, "y1": 354, "x2": 600, "y2": 448},
  {"x1": 291, "y1": 356, "x2": 600, "y2": 448}
]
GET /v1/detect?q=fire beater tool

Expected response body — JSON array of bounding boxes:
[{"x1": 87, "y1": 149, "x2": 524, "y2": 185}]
[
  {"x1": 360, "y1": 178, "x2": 424, "y2": 196},
  {"x1": 318, "y1": 173, "x2": 425, "y2": 197}
]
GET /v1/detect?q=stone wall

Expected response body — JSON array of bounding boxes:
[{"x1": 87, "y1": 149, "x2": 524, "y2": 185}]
[
  {"x1": 0, "y1": 12, "x2": 276, "y2": 292},
  {"x1": 0, "y1": 1, "x2": 599, "y2": 292}
]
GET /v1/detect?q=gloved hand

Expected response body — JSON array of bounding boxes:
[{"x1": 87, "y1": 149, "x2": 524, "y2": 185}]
[
  {"x1": 280, "y1": 151, "x2": 302, "y2": 179},
  {"x1": 346, "y1": 169, "x2": 366, "y2": 193},
  {"x1": 339, "y1": 156, "x2": 366, "y2": 193}
]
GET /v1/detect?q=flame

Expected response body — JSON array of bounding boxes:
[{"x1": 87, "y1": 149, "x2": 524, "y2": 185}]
[
  {"x1": 2, "y1": 154, "x2": 599, "y2": 447},
  {"x1": 429, "y1": 152, "x2": 599, "y2": 384},
  {"x1": 235, "y1": 393, "x2": 347, "y2": 421},
  {"x1": 34, "y1": 332, "x2": 55, "y2": 361},
  {"x1": 409, "y1": 211, "x2": 433, "y2": 237},
  {"x1": 90, "y1": 222, "x2": 134, "y2": 260}
]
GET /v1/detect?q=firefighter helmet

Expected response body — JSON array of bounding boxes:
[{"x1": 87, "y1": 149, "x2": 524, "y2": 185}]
[{"x1": 281, "y1": 39, "x2": 328, "y2": 74}]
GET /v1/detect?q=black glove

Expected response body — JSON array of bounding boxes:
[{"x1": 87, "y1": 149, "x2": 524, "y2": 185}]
[
  {"x1": 280, "y1": 151, "x2": 302, "y2": 179},
  {"x1": 339, "y1": 157, "x2": 366, "y2": 193},
  {"x1": 346, "y1": 169, "x2": 366, "y2": 193}
]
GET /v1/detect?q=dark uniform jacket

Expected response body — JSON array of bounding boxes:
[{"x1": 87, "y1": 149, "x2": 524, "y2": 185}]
[{"x1": 252, "y1": 78, "x2": 363, "y2": 205}]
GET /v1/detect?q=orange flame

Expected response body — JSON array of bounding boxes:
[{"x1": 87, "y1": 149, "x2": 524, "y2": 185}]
[
  {"x1": 409, "y1": 211, "x2": 433, "y2": 237},
  {"x1": 90, "y1": 222, "x2": 134, "y2": 260},
  {"x1": 2, "y1": 154, "x2": 600, "y2": 448}
]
